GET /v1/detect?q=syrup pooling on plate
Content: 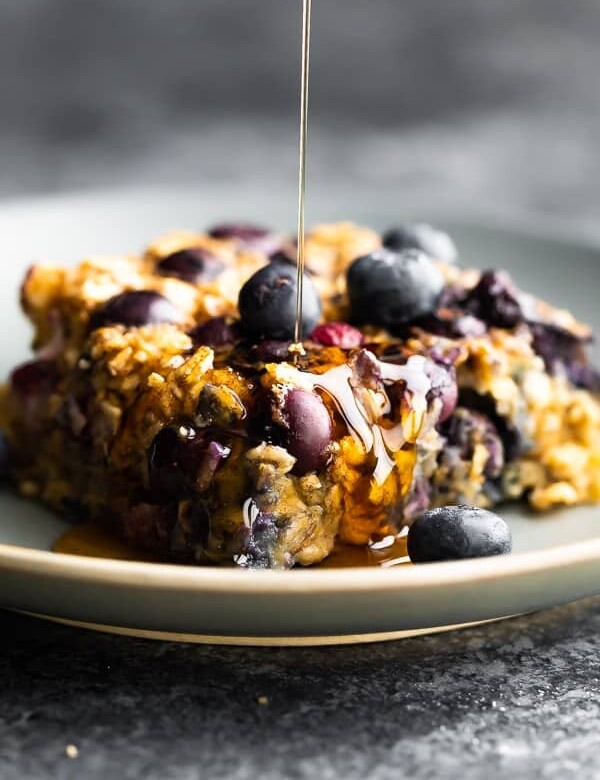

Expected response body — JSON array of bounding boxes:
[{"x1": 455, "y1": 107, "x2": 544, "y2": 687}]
[{"x1": 53, "y1": 523, "x2": 411, "y2": 568}]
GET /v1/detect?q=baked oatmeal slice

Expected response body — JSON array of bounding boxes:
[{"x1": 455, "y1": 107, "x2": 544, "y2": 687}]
[{"x1": 1, "y1": 221, "x2": 598, "y2": 568}]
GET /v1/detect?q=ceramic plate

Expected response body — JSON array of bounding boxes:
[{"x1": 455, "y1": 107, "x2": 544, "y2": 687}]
[{"x1": 0, "y1": 188, "x2": 599, "y2": 645}]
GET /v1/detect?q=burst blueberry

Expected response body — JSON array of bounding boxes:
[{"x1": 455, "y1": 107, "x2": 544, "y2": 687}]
[
  {"x1": 238, "y1": 262, "x2": 321, "y2": 340},
  {"x1": 158, "y1": 248, "x2": 225, "y2": 284},
  {"x1": 347, "y1": 248, "x2": 444, "y2": 329},
  {"x1": 90, "y1": 291, "x2": 184, "y2": 330},
  {"x1": 465, "y1": 270, "x2": 523, "y2": 329},
  {"x1": 189, "y1": 317, "x2": 240, "y2": 348},
  {"x1": 407, "y1": 505, "x2": 512, "y2": 563}
]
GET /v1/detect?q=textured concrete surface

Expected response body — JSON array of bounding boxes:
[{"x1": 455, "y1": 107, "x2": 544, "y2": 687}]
[{"x1": 2, "y1": 602, "x2": 600, "y2": 780}]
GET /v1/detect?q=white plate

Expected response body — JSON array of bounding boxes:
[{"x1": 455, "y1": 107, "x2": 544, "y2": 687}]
[{"x1": 0, "y1": 188, "x2": 599, "y2": 645}]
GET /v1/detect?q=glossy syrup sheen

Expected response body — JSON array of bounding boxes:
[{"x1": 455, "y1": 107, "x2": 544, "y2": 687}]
[{"x1": 53, "y1": 523, "x2": 411, "y2": 569}]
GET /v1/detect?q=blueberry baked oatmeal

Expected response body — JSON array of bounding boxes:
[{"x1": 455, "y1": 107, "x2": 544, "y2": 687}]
[{"x1": 1, "y1": 221, "x2": 598, "y2": 568}]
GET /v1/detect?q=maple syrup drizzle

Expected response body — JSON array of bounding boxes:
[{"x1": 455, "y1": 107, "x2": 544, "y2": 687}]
[
  {"x1": 293, "y1": 0, "x2": 312, "y2": 348},
  {"x1": 53, "y1": 523, "x2": 411, "y2": 569}
]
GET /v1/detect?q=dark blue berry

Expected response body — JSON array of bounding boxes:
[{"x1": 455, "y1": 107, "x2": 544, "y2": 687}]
[
  {"x1": 347, "y1": 248, "x2": 444, "y2": 329},
  {"x1": 158, "y1": 248, "x2": 225, "y2": 284},
  {"x1": 407, "y1": 505, "x2": 512, "y2": 563},
  {"x1": 208, "y1": 223, "x2": 281, "y2": 254},
  {"x1": 90, "y1": 291, "x2": 184, "y2": 330},
  {"x1": 147, "y1": 426, "x2": 230, "y2": 500},
  {"x1": 238, "y1": 511, "x2": 281, "y2": 569},
  {"x1": 238, "y1": 263, "x2": 322, "y2": 340},
  {"x1": 465, "y1": 270, "x2": 523, "y2": 329},
  {"x1": 189, "y1": 317, "x2": 240, "y2": 348},
  {"x1": 416, "y1": 311, "x2": 486, "y2": 339},
  {"x1": 208, "y1": 223, "x2": 270, "y2": 243},
  {"x1": 439, "y1": 407, "x2": 505, "y2": 477},
  {"x1": 252, "y1": 340, "x2": 293, "y2": 363},
  {"x1": 528, "y1": 322, "x2": 600, "y2": 391},
  {"x1": 10, "y1": 360, "x2": 60, "y2": 396},
  {"x1": 425, "y1": 359, "x2": 458, "y2": 423},
  {"x1": 383, "y1": 223, "x2": 458, "y2": 264},
  {"x1": 278, "y1": 388, "x2": 333, "y2": 475}
]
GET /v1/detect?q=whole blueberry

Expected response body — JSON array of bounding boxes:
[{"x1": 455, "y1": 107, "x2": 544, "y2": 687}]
[
  {"x1": 238, "y1": 263, "x2": 322, "y2": 340},
  {"x1": 407, "y1": 505, "x2": 512, "y2": 563},
  {"x1": 90, "y1": 291, "x2": 184, "y2": 330},
  {"x1": 347, "y1": 248, "x2": 444, "y2": 329},
  {"x1": 279, "y1": 388, "x2": 333, "y2": 475},
  {"x1": 189, "y1": 317, "x2": 240, "y2": 348},
  {"x1": 158, "y1": 248, "x2": 225, "y2": 284},
  {"x1": 383, "y1": 223, "x2": 458, "y2": 264}
]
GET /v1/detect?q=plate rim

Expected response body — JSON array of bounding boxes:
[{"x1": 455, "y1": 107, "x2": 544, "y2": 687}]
[{"x1": 1, "y1": 533, "x2": 600, "y2": 594}]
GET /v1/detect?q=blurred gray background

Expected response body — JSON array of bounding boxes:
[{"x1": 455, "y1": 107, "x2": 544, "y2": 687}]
[{"x1": 1, "y1": 0, "x2": 600, "y2": 228}]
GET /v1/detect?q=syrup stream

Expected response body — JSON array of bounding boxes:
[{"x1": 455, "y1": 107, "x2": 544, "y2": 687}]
[{"x1": 293, "y1": 0, "x2": 312, "y2": 346}]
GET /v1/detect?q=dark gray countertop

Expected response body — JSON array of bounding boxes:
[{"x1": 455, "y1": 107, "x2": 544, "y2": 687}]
[{"x1": 2, "y1": 602, "x2": 600, "y2": 780}]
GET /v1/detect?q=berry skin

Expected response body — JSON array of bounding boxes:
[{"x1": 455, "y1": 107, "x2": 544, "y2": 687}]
[
  {"x1": 425, "y1": 359, "x2": 458, "y2": 423},
  {"x1": 158, "y1": 248, "x2": 225, "y2": 284},
  {"x1": 208, "y1": 223, "x2": 270, "y2": 243},
  {"x1": 464, "y1": 270, "x2": 523, "y2": 329},
  {"x1": 278, "y1": 388, "x2": 333, "y2": 475},
  {"x1": 383, "y1": 223, "x2": 458, "y2": 264},
  {"x1": 90, "y1": 291, "x2": 184, "y2": 330},
  {"x1": 347, "y1": 248, "x2": 444, "y2": 330},
  {"x1": 189, "y1": 317, "x2": 240, "y2": 348},
  {"x1": 407, "y1": 505, "x2": 512, "y2": 563},
  {"x1": 238, "y1": 262, "x2": 321, "y2": 341}
]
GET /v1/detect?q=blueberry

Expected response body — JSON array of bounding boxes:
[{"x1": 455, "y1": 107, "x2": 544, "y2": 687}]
[
  {"x1": 189, "y1": 317, "x2": 240, "y2": 349},
  {"x1": 416, "y1": 311, "x2": 487, "y2": 339},
  {"x1": 383, "y1": 223, "x2": 458, "y2": 264},
  {"x1": 147, "y1": 426, "x2": 230, "y2": 500},
  {"x1": 90, "y1": 291, "x2": 184, "y2": 330},
  {"x1": 10, "y1": 359, "x2": 60, "y2": 396},
  {"x1": 439, "y1": 407, "x2": 505, "y2": 477},
  {"x1": 208, "y1": 222, "x2": 270, "y2": 243},
  {"x1": 208, "y1": 223, "x2": 280, "y2": 254},
  {"x1": 158, "y1": 248, "x2": 225, "y2": 284},
  {"x1": 238, "y1": 263, "x2": 322, "y2": 340},
  {"x1": 0, "y1": 431, "x2": 11, "y2": 481},
  {"x1": 238, "y1": 511, "x2": 281, "y2": 569},
  {"x1": 528, "y1": 322, "x2": 600, "y2": 391},
  {"x1": 252, "y1": 340, "x2": 293, "y2": 363},
  {"x1": 347, "y1": 248, "x2": 444, "y2": 329},
  {"x1": 464, "y1": 270, "x2": 523, "y2": 329},
  {"x1": 425, "y1": 359, "x2": 458, "y2": 423},
  {"x1": 275, "y1": 388, "x2": 333, "y2": 475},
  {"x1": 407, "y1": 505, "x2": 512, "y2": 563}
]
